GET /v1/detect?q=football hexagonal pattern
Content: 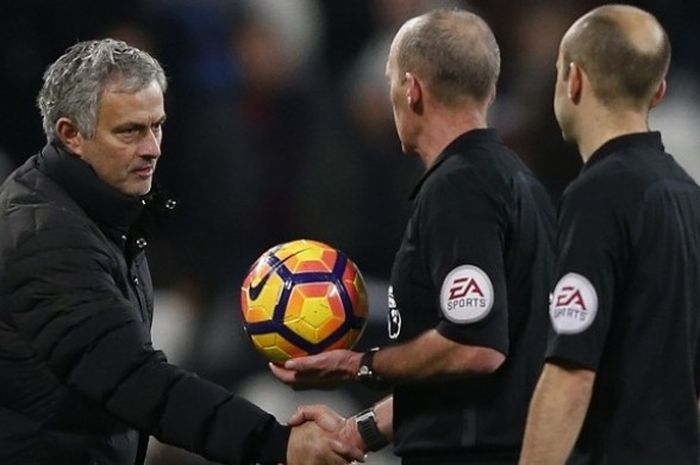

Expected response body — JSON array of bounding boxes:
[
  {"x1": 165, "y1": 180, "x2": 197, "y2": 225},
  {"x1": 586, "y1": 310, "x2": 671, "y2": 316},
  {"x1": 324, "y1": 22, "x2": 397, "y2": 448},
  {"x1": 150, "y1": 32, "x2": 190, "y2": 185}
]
[{"x1": 241, "y1": 239, "x2": 368, "y2": 363}]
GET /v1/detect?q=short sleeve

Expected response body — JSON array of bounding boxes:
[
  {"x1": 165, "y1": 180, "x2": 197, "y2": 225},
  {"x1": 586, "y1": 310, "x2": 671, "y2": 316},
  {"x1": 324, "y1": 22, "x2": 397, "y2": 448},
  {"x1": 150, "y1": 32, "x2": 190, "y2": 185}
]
[
  {"x1": 419, "y1": 168, "x2": 509, "y2": 354},
  {"x1": 545, "y1": 183, "x2": 624, "y2": 370}
]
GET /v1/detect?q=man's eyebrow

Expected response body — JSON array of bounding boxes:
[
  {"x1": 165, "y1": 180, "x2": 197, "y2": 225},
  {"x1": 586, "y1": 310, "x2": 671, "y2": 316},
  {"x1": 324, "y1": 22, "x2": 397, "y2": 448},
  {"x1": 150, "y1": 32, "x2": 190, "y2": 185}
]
[
  {"x1": 113, "y1": 122, "x2": 146, "y2": 132},
  {"x1": 114, "y1": 116, "x2": 166, "y2": 132}
]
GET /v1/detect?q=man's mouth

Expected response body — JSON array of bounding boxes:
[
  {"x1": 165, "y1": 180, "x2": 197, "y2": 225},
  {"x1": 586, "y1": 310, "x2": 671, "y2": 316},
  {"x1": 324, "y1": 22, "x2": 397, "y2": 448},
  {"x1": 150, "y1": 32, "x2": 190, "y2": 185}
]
[{"x1": 132, "y1": 165, "x2": 155, "y2": 178}]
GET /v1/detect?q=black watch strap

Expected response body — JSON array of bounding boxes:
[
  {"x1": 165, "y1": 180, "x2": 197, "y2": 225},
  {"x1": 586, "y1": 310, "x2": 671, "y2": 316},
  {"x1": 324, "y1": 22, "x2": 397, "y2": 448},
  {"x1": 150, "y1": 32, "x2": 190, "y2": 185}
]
[
  {"x1": 355, "y1": 408, "x2": 390, "y2": 452},
  {"x1": 356, "y1": 347, "x2": 386, "y2": 389}
]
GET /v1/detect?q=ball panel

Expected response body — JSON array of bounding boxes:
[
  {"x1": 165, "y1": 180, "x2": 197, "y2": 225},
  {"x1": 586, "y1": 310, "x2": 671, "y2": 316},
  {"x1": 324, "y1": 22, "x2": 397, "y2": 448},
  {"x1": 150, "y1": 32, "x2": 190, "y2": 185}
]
[
  {"x1": 284, "y1": 317, "x2": 318, "y2": 344},
  {"x1": 317, "y1": 310, "x2": 345, "y2": 340},
  {"x1": 250, "y1": 333, "x2": 307, "y2": 363},
  {"x1": 286, "y1": 294, "x2": 331, "y2": 336},
  {"x1": 343, "y1": 261, "x2": 369, "y2": 319},
  {"x1": 244, "y1": 305, "x2": 274, "y2": 324},
  {"x1": 245, "y1": 259, "x2": 273, "y2": 285},
  {"x1": 286, "y1": 247, "x2": 336, "y2": 274},
  {"x1": 242, "y1": 273, "x2": 286, "y2": 323},
  {"x1": 326, "y1": 328, "x2": 362, "y2": 352}
]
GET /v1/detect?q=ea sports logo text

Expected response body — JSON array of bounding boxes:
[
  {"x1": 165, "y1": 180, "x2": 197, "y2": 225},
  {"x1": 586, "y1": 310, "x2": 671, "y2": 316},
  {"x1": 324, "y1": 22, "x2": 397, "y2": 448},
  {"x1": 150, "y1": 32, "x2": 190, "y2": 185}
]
[
  {"x1": 555, "y1": 286, "x2": 586, "y2": 310},
  {"x1": 552, "y1": 286, "x2": 588, "y2": 322},
  {"x1": 448, "y1": 277, "x2": 485, "y2": 299},
  {"x1": 440, "y1": 265, "x2": 494, "y2": 323},
  {"x1": 550, "y1": 273, "x2": 598, "y2": 334},
  {"x1": 447, "y1": 277, "x2": 487, "y2": 309}
]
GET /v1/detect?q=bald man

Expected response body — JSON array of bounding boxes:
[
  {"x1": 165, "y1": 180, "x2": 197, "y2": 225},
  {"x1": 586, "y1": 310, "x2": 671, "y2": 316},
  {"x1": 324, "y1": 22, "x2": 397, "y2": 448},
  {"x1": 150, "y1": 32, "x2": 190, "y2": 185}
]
[
  {"x1": 519, "y1": 5, "x2": 700, "y2": 465},
  {"x1": 271, "y1": 8, "x2": 555, "y2": 465}
]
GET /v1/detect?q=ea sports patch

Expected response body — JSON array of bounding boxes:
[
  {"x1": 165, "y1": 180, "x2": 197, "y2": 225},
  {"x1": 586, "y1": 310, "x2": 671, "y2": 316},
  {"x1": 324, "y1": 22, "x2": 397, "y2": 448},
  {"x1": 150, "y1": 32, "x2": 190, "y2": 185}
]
[
  {"x1": 440, "y1": 265, "x2": 494, "y2": 323},
  {"x1": 549, "y1": 273, "x2": 598, "y2": 334}
]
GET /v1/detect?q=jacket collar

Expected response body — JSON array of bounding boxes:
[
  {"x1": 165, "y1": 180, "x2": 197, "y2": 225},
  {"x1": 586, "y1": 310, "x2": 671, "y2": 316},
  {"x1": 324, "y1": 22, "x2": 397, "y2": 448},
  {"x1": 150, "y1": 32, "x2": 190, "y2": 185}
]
[{"x1": 37, "y1": 143, "x2": 146, "y2": 236}]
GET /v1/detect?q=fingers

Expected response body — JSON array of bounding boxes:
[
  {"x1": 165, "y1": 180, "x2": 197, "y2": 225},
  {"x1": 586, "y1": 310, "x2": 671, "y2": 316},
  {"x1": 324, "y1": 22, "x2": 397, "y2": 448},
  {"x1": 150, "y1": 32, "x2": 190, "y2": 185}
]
[
  {"x1": 287, "y1": 421, "x2": 363, "y2": 465},
  {"x1": 269, "y1": 362, "x2": 296, "y2": 383},
  {"x1": 288, "y1": 405, "x2": 319, "y2": 427},
  {"x1": 270, "y1": 363, "x2": 350, "y2": 390},
  {"x1": 285, "y1": 349, "x2": 354, "y2": 371},
  {"x1": 288, "y1": 404, "x2": 345, "y2": 431},
  {"x1": 330, "y1": 438, "x2": 366, "y2": 463},
  {"x1": 339, "y1": 416, "x2": 368, "y2": 453},
  {"x1": 269, "y1": 363, "x2": 328, "y2": 390},
  {"x1": 287, "y1": 407, "x2": 307, "y2": 427},
  {"x1": 283, "y1": 352, "x2": 331, "y2": 371},
  {"x1": 271, "y1": 350, "x2": 363, "y2": 390},
  {"x1": 283, "y1": 355, "x2": 311, "y2": 371}
]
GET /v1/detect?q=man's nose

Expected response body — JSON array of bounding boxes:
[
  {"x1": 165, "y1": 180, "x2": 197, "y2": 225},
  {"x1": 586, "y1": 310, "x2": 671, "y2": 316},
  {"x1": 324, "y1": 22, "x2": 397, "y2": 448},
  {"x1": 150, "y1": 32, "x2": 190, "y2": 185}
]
[{"x1": 138, "y1": 128, "x2": 161, "y2": 158}]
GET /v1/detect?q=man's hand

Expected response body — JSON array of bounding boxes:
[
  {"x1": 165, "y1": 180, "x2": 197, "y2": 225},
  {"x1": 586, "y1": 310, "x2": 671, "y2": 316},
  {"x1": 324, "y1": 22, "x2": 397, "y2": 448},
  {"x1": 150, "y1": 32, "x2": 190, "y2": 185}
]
[
  {"x1": 289, "y1": 404, "x2": 367, "y2": 454},
  {"x1": 287, "y1": 420, "x2": 365, "y2": 465},
  {"x1": 269, "y1": 350, "x2": 362, "y2": 389}
]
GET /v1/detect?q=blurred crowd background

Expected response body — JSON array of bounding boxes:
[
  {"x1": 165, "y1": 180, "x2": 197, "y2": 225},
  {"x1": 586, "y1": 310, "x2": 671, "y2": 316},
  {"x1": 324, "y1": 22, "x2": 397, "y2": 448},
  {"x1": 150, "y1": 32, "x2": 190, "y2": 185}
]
[{"x1": 1, "y1": 0, "x2": 698, "y2": 463}]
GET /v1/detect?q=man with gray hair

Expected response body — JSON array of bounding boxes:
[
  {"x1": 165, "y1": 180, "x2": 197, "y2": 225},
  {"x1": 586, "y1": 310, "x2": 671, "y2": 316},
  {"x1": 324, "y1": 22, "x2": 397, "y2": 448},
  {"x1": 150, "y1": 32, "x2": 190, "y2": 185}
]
[
  {"x1": 272, "y1": 8, "x2": 555, "y2": 464},
  {"x1": 0, "y1": 39, "x2": 364, "y2": 465}
]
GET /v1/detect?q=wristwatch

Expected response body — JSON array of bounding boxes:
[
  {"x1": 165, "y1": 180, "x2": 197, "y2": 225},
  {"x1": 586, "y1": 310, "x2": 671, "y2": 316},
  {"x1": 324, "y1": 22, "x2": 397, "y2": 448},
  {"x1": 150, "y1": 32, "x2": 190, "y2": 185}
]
[
  {"x1": 354, "y1": 407, "x2": 390, "y2": 452},
  {"x1": 356, "y1": 347, "x2": 385, "y2": 389}
]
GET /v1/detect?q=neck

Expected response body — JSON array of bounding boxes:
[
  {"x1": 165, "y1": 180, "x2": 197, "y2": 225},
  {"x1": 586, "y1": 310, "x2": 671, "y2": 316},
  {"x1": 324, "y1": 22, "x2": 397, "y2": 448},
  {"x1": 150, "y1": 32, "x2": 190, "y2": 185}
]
[
  {"x1": 576, "y1": 107, "x2": 650, "y2": 162},
  {"x1": 416, "y1": 107, "x2": 488, "y2": 168}
]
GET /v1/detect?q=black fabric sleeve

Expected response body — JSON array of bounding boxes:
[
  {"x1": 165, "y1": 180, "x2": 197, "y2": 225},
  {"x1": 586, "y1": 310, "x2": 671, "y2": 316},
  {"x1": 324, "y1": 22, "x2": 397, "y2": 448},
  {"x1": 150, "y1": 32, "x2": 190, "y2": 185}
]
[
  {"x1": 5, "y1": 224, "x2": 289, "y2": 465},
  {"x1": 419, "y1": 168, "x2": 509, "y2": 354},
  {"x1": 545, "y1": 181, "x2": 623, "y2": 370}
]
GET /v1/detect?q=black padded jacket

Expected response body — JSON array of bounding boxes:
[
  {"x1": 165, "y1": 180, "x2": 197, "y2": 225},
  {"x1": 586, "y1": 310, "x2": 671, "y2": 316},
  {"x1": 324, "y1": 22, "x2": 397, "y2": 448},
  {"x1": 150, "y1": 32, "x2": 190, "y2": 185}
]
[{"x1": 0, "y1": 143, "x2": 289, "y2": 465}]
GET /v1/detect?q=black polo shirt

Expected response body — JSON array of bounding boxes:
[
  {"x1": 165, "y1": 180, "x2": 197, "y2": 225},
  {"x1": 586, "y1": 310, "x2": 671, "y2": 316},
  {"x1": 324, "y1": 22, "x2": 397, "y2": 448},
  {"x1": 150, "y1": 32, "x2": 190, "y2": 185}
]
[
  {"x1": 546, "y1": 132, "x2": 700, "y2": 464},
  {"x1": 388, "y1": 129, "x2": 555, "y2": 463}
]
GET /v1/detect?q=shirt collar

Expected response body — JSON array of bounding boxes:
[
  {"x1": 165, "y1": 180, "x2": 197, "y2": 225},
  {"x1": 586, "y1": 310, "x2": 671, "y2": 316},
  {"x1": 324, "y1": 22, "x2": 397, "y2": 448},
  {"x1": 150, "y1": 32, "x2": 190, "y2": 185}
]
[
  {"x1": 583, "y1": 131, "x2": 664, "y2": 171},
  {"x1": 409, "y1": 128, "x2": 500, "y2": 199}
]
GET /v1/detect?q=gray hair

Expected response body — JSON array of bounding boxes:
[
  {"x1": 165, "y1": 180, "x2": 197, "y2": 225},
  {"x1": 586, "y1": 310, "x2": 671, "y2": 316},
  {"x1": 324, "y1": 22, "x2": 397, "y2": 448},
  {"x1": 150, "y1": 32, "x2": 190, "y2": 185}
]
[
  {"x1": 396, "y1": 8, "x2": 500, "y2": 105},
  {"x1": 37, "y1": 38, "x2": 167, "y2": 143}
]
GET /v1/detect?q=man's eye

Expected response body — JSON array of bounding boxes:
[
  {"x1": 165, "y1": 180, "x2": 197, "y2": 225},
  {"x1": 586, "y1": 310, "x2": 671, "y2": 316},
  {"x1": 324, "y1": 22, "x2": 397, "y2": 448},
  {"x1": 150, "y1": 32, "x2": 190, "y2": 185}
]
[{"x1": 121, "y1": 127, "x2": 141, "y2": 136}]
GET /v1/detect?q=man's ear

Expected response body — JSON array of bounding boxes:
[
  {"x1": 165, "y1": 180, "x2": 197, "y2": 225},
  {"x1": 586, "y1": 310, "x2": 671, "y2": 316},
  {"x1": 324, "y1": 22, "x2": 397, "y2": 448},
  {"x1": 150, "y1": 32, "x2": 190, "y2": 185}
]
[
  {"x1": 487, "y1": 84, "x2": 496, "y2": 108},
  {"x1": 55, "y1": 117, "x2": 85, "y2": 156},
  {"x1": 405, "y1": 72, "x2": 422, "y2": 109},
  {"x1": 650, "y1": 79, "x2": 667, "y2": 108},
  {"x1": 567, "y1": 62, "x2": 583, "y2": 104}
]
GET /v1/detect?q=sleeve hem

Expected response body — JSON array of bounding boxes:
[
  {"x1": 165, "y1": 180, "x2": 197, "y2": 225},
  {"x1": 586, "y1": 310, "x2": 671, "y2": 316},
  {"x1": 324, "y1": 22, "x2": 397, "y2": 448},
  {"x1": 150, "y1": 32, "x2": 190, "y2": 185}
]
[
  {"x1": 545, "y1": 355, "x2": 598, "y2": 371},
  {"x1": 254, "y1": 421, "x2": 291, "y2": 464},
  {"x1": 436, "y1": 322, "x2": 508, "y2": 356}
]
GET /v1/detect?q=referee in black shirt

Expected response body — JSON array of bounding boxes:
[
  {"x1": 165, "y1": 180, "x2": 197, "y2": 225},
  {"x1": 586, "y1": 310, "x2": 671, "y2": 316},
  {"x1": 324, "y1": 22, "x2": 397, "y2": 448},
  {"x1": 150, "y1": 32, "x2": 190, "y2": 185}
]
[
  {"x1": 272, "y1": 9, "x2": 555, "y2": 464},
  {"x1": 520, "y1": 5, "x2": 700, "y2": 465}
]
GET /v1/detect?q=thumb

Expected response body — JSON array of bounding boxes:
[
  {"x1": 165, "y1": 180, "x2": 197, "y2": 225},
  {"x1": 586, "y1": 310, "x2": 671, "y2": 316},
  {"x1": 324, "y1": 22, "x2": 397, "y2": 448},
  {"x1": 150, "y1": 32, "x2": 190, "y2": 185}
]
[
  {"x1": 287, "y1": 406, "x2": 310, "y2": 426},
  {"x1": 288, "y1": 405, "x2": 345, "y2": 431},
  {"x1": 330, "y1": 438, "x2": 366, "y2": 462}
]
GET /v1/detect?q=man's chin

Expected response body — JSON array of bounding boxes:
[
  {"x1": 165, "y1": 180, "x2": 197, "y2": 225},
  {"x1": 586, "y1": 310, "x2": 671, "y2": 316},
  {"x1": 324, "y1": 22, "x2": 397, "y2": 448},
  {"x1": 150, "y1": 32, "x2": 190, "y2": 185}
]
[
  {"x1": 561, "y1": 130, "x2": 576, "y2": 145},
  {"x1": 401, "y1": 143, "x2": 417, "y2": 157},
  {"x1": 121, "y1": 182, "x2": 152, "y2": 197}
]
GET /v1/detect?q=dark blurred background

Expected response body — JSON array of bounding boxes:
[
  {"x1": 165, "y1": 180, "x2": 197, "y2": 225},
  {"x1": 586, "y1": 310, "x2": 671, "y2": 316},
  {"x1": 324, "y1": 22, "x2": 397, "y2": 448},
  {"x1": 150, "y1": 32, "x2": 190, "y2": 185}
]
[{"x1": 1, "y1": 1, "x2": 698, "y2": 463}]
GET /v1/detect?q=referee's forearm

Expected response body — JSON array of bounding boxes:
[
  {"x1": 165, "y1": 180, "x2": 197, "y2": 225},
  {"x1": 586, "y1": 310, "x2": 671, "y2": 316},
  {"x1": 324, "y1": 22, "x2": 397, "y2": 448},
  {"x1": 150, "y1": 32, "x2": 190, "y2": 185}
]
[
  {"x1": 372, "y1": 329, "x2": 503, "y2": 381},
  {"x1": 519, "y1": 362, "x2": 594, "y2": 465}
]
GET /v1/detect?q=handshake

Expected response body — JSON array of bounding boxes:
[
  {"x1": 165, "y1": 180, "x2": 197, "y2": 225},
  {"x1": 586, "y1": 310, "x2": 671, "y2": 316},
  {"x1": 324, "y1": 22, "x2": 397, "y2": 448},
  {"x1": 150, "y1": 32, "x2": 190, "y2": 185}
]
[
  {"x1": 271, "y1": 349, "x2": 392, "y2": 465},
  {"x1": 286, "y1": 404, "x2": 367, "y2": 465}
]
